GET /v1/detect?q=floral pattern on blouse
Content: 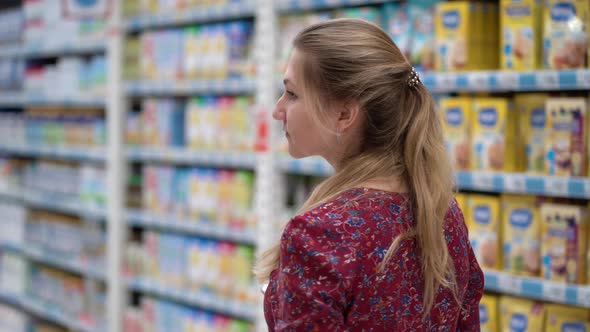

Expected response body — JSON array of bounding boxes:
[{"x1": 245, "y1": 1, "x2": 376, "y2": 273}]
[{"x1": 264, "y1": 188, "x2": 484, "y2": 332}]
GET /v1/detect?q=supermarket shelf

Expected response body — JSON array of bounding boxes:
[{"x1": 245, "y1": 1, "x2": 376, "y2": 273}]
[
  {"x1": 128, "y1": 277, "x2": 256, "y2": 321},
  {"x1": 0, "y1": 143, "x2": 105, "y2": 162},
  {"x1": 0, "y1": 242, "x2": 24, "y2": 255},
  {"x1": 456, "y1": 171, "x2": 590, "y2": 199},
  {"x1": 125, "y1": 2, "x2": 256, "y2": 32},
  {"x1": 0, "y1": 41, "x2": 105, "y2": 58},
  {"x1": 422, "y1": 69, "x2": 590, "y2": 93},
  {"x1": 0, "y1": 289, "x2": 98, "y2": 332},
  {"x1": 279, "y1": 156, "x2": 590, "y2": 199},
  {"x1": 0, "y1": 186, "x2": 105, "y2": 221},
  {"x1": 0, "y1": 92, "x2": 105, "y2": 108},
  {"x1": 127, "y1": 146, "x2": 257, "y2": 169},
  {"x1": 278, "y1": 0, "x2": 391, "y2": 12},
  {"x1": 0, "y1": 289, "x2": 21, "y2": 308},
  {"x1": 484, "y1": 270, "x2": 590, "y2": 308},
  {"x1": 23, "y1": 246, "x2": 105, "y2": 280},
  {"x1": 125, "y1": 78, "x2": 256, "y2": 96},
  {"x1": 127, "y1": 209, "x2": 256, "y2": 246}
]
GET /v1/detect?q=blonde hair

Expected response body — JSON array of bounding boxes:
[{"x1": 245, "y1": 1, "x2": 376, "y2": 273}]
[{"x1": 255, "y1": 19, "x2": 458, "y2": 317}]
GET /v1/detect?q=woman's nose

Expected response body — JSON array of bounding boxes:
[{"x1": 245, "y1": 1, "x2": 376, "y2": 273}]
[{"x1": 273, "y1": 99, "x2": 285, "y2": 121}]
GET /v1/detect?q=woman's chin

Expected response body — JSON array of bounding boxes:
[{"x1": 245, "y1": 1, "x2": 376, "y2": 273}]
[{"x1": 287, "y1": 145, "x2": 310, "y2": 159}]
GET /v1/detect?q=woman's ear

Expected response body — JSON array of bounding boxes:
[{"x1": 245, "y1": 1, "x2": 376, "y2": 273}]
[{"x1": 336, "y1": 101, "x2": 362, "y2": 132}]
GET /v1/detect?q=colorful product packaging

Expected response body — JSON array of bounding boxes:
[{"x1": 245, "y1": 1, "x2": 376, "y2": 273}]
[
  {"x1": 544, "y1": 304, "x2": 590, "y2": 331},
  {"x1": 500, "y1": 296, "x2": 545, "y2": 332},
  {"x1": 467, "y1": 194, "x2": 501, "y2": 270},
  {"x1": 545, "y1": 97, "x2": 587, "y2": 177},
  {"x1": 500, "y1": 0, "x2": 544, "y2": 70},
  {"x1": 471, "y1": 97, "x2": 517, "y2": 171},
  {"x1": 543, "y1": 0, "x2": 590, "y2": 69},
  {"x1": 435, "y1": 2, "x2": 486, "y2": 71},
  {"x1": 515, "y1": 93, "x2": 548, "y2": 173},
  {"x1": 541, "y1": 203, "x2": 588, "y2": 283},
  {"x1": 479, "y1": 294, "x2": 499, "y2": 332},
  {"x1": 501, "y1": 194, "x2": 542, "y2": 276},
  {"x1": 440, "y1": 97, "x2": 472, "y2": 170},
  {"x1": 408, "y1": 0, "x2": 437, "y2": 71}
]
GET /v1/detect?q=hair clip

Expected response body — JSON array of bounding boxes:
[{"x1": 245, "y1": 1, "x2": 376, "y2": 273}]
[{"x1": 407, "y1": 67, "x2": 421, "y2": 88}]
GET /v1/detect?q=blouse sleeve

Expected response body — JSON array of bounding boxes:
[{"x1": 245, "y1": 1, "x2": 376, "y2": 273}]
[
  {"x1": 273, "y1": 215, "x2": 351, "y2": 331},
  {"x1": 457, "y1": 238, "x2": 485, "y2": 331}
]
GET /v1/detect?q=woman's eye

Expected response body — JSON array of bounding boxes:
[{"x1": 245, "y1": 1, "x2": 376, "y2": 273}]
[{"x1": 285, "y1": 90, "x2": 297, "y2": 100}]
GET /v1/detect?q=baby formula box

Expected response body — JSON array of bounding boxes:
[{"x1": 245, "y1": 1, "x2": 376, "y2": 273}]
[
  {"x1": 499, "y1": 296, "x2": 545, "y2": 332},
  {"x1": 440, "y1": 97, "x2": 472, "y2": 170},
  {"x1": 545, "y1": 97, "x2": 587, "y2": 177},
  {"x1": 515, "y1": 93, "x2": 548, "y2": 173},
  {"x1": 545, "y1": 304, "x2": 590, "y2": 332},
  {"x1": 541, "y1": 203, "x2": 588, "y2": 283},
  {"x1": 467, "y1": 195, "x2": 501, "y2": 270},
  {"x1": 471, "y1": 98, "x2": 517, "y2": 171},
  {"x1": 435, "y1": 2, "x2": 481, "y2": 71},
  {"x1": 500, "y1": 0, "x2": 544, "y2": 70},
  {"x1": 544, "y1": 0, "x2": 590, "y2": 69},
  {"x1": 502, "y1": 194, "x2": 542, "y2": 276},
  {"x1": 479, "y1": 294, "x2": 499, "y2": 332}
]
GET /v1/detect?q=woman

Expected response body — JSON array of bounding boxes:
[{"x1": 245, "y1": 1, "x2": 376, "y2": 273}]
[{"x1": 256, "y1": 19, "x2": 484, "y2": 331}]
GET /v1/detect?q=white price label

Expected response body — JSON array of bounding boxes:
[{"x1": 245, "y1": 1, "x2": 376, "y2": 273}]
[
  {"x1": 473, "y1": 173, "x2": 494, "y2": 190},
  {"x1": 543, "y1": 283, "x2": 567, "y2": 302},
  {"x1": 505, "y1": 174, "x2": 526, "y2": 192},
  {"x1": 576, "y1": 70, "x2": 590, "y2": 87},
  {"x1": 578, "y1": 287, "x2": 590, "y2": 307},
  {"x1": 436, "y1": 74, "x2": 457, "y2": 91},
  {"x1": 498, "y1": 72, "x2": 519, "y2": 89},
  {"x1": 469, "y1": 73, "x2": 489, "y2": 90},
  {"x1": 499, "y1": 274, "x2": 523, "y2": 293},
  {"x1": 537, "y1": 72, "x2": 559, "y2": 89},
  {"x1": 545, "y1": 178, "x2": 568, "y2": 196},
  {"x1": 584, "y1": 181, "x2": 590, "y2": 198}
]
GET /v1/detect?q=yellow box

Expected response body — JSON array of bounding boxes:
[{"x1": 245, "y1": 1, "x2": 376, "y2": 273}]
[
  {"x1": 479, "y1": 294, "x2": 499, "y2": 332},
  {"x1": 500, "y1": 0, "x2": 544, "y2": 70},
  {"x1": 544, "y1": 0, "x2": 590, "y2": 69},
  {"x1": 502, "y1": 194, "x2": 542, "y2": 276},
  {"x1": 455, "y1": 193, "x2": 468, "y2": 215},
  {"x1": 440, "y1": 97, "x2": 472, "y2": 170},
  {"x1": 471, "y1": 98, "x2": 517, "y2": 171},
  {"x1": 515, "y1": 94, "x2": 548, "y2": 173},
  {"x1": 545, "y1": 98, "x2": 588, "y2": 177},
  {"x1": 541, "y1": 203, "x2": 588, "y2": 283},
  {"x1": 499, "y1": 296, "x2": 544, "y2": 331},
  {"x1": 435, "y1": 2, "x2": 480, "y2": 71},
  {"x1": 467, "y1": 195, "x2": 501, "y2": 270},
  {"x1": 545, "y1": 304, "x2": 590, "y2": 331}
]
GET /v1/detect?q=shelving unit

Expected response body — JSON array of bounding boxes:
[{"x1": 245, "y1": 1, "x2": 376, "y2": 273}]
[
  {"x1": 0, "y1": 289, "x2": 98, "y2": 332},
  {"x1": 126, "y1": 147, "x2": 257, "y2": 168},
  {"x1": 0, "y1": 0, "x2": 589, "y2": 331},
  {"x1": 128, "y1": 277, "x2": 257, "y2": 321}
]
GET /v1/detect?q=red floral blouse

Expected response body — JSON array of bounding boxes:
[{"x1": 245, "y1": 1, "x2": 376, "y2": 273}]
[{"x1": 264, "y1": 188, "x2": 484, "y2": 331}]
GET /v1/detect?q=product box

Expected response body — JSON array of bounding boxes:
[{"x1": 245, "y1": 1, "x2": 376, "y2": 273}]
[
  {"x1": 471, "y1": 98, "x2": 517, "y2": 171},
  {"x1": 500, "y1": 0, "x2": 544, "y2": 70},
  {"x1": 502, "y1": 194, "x2": 542, "y2": 276},
  {"x1": 545, "y1": 98, "x2": 587, "y2": 177},
  {"x1": 544, "y1": 0, "x2": 590, "y2": 69},
  {"x1": 435, "y1": 2, "x2": 481, "y2": 71},
  {"x1": 544, "y1": 304, "x2": 590, "y2": 331},
  {"x1": 384, "y1": 2, "x2": 412, "y2": 60},
  {"x1": 408, "y1": 0, "x2": 437, "y2": 71},
  {"x1": 455, "y1": 193, "x2": 468, "y2": 219},
  {"x1": 541, "y1": 203, "x2": 588, "y2": 283},
  {"x1": 439, "y1": 97, "x2": 472, "y2": 170},
  {"x1": 499, "y1": 296, "x2": 544, "y2": 332},
  {"x1": 515, "y1": 93, "x2": 548, "y2": 173},
  {"x1": 467, "y1": 195, "x2": 501, "y2": 270},
  {"x1": 479, "y1": 294, "x2": 498, "y2": 332}
]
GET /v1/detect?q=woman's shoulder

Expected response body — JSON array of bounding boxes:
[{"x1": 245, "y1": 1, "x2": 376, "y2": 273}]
[{"x1": 284, "y1": 187, "x2": 413, "y2": 241}]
